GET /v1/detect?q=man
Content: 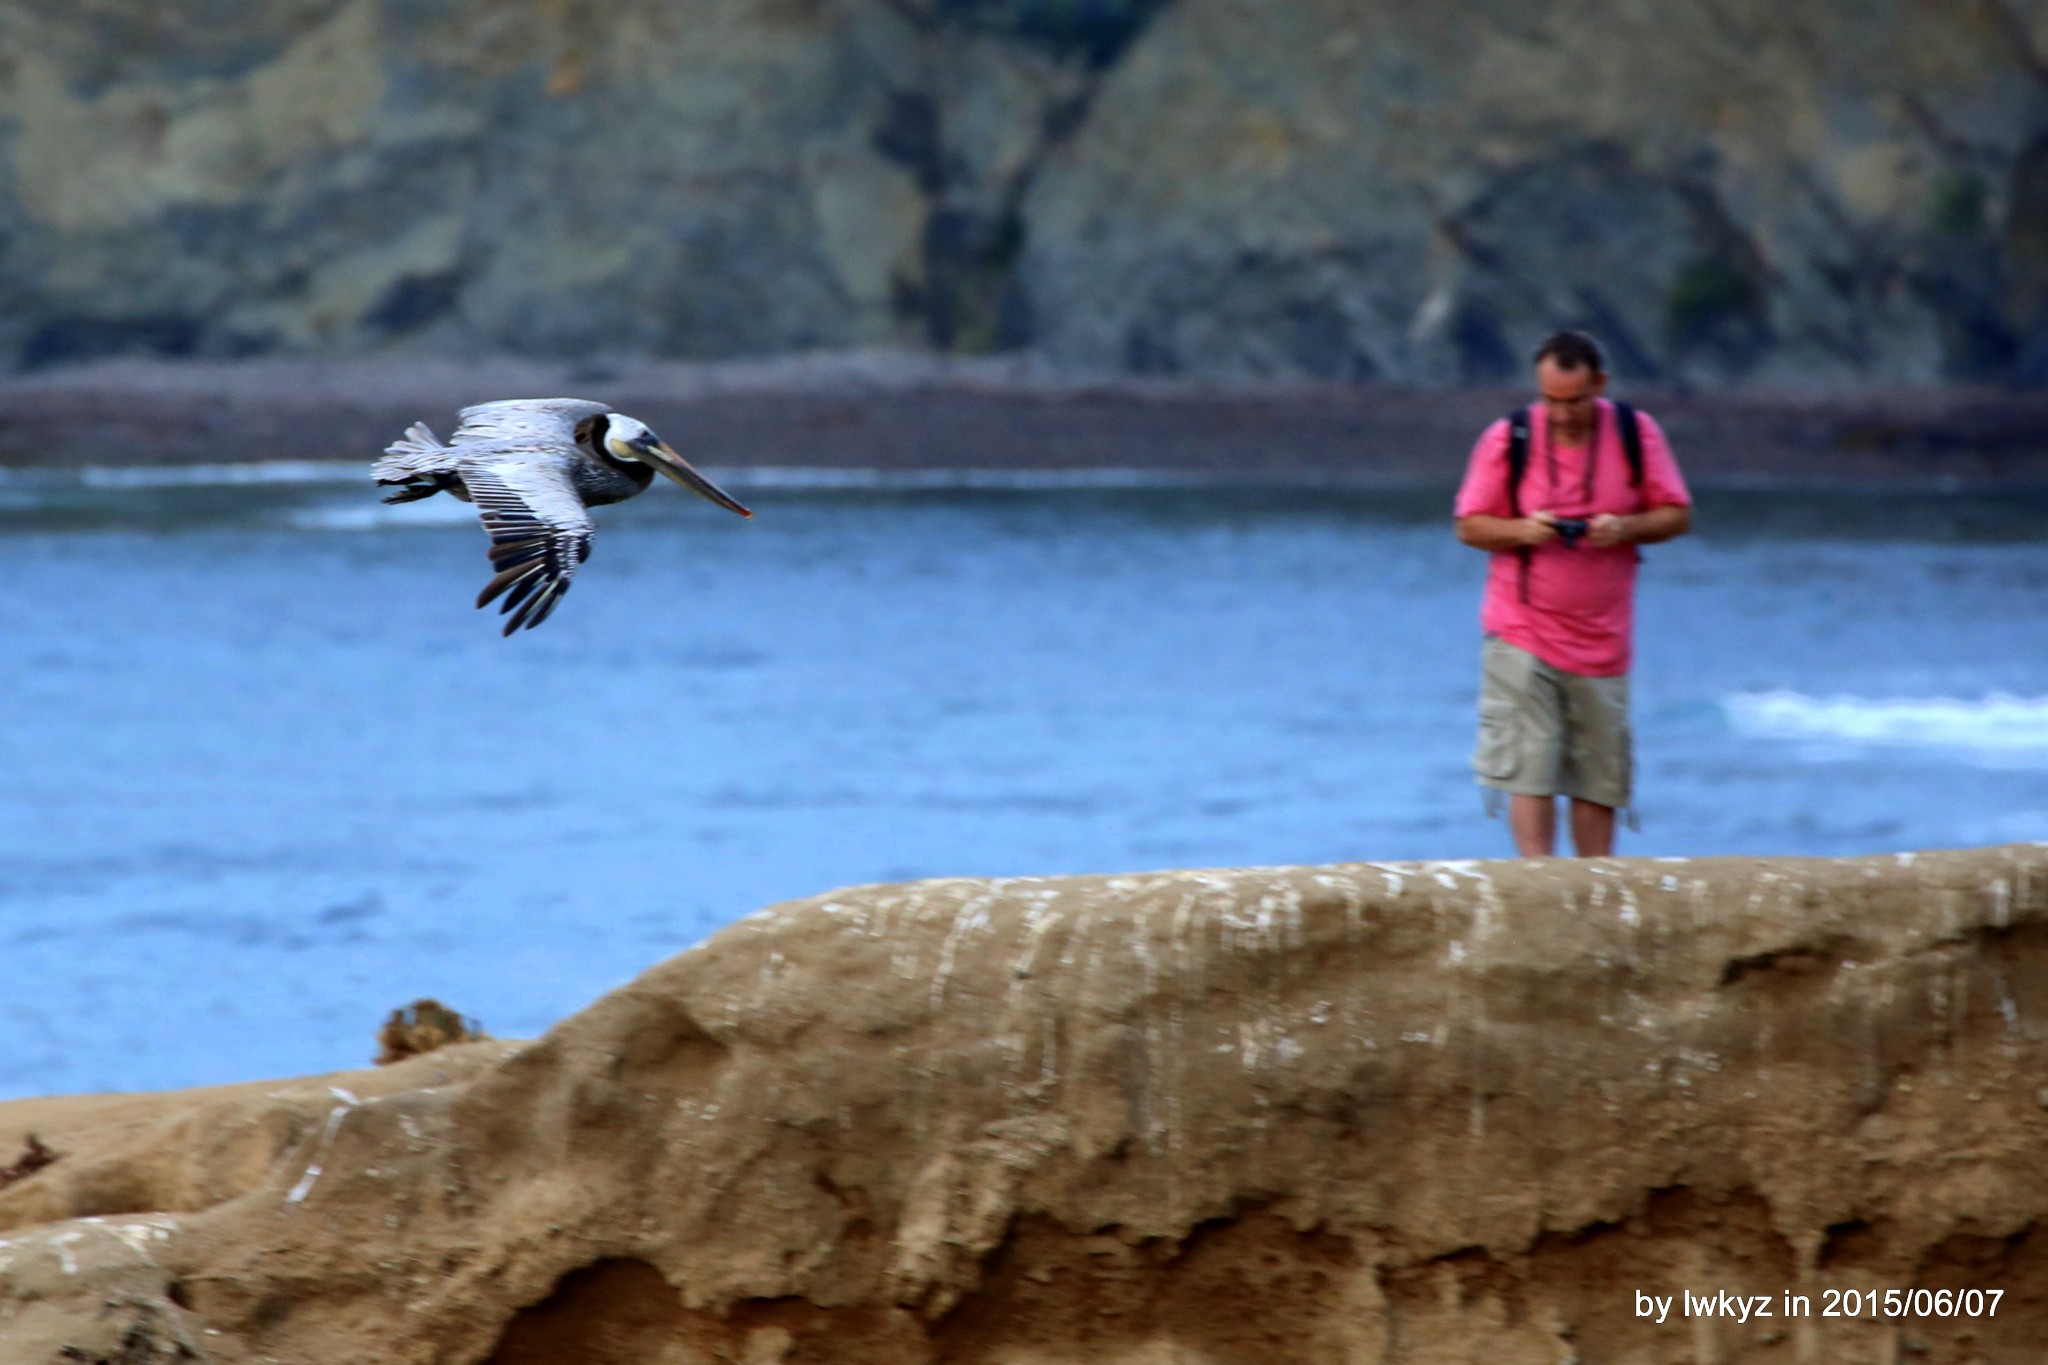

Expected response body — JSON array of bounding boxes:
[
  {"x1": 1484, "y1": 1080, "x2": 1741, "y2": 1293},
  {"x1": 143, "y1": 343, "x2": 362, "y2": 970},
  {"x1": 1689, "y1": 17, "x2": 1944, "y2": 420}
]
[{"x1": 1453, "y1": 331, "x2": 1693, "y2": 857}]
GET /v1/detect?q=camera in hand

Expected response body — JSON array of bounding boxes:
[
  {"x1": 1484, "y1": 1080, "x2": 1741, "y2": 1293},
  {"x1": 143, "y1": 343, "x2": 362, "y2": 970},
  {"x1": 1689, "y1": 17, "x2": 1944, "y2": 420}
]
[{"x1": 1553, "y1": 517, "x2": 1590, "y2": 546}]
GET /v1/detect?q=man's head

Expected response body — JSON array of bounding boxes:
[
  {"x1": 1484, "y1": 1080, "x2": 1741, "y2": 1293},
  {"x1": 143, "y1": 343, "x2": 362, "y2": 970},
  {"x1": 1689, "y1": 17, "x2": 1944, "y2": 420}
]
[{"x1": 1533, "y1": 331, "x2": 1607, "y2": 423}]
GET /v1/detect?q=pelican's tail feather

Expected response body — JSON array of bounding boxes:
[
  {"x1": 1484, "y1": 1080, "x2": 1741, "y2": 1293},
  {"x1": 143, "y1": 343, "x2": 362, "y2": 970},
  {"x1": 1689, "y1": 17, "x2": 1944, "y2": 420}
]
[
  {"x1": 374, "y1": 422, "x2": 461, "y2": 502},
  {"x1": 374, "y1": 422, "x2": 453, "y2": 480}
]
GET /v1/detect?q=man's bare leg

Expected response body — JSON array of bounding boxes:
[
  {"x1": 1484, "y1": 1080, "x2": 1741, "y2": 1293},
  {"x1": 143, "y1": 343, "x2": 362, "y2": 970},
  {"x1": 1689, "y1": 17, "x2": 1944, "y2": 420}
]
[
  {"x1": 1570, "y1": 799, "x2": 1616, "y2": 857},
  {"x1": 1508, "y1": 794, "x2": 1556, "y2": 856}
]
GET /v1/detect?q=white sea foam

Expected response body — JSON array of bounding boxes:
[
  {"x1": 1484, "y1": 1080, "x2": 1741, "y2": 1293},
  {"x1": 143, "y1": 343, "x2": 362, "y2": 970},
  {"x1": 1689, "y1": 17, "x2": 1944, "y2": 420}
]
[
  {"x1": 5, "y1": 462, "x2": 1224, "y2": 494},
  {"x1": 74, "y1": 461, "x2": 364, "y2": 488},
  {"x1": 698, "y1": 466, "x2": 1225, "y2": 490},
  {"x1": 287, "y1": 498, "x2": 481, "y2": 530},
  {"x1": 280, "y1": 467, "x2": 1217, "y2": 530},
  {"x1": 1723, "y1": 691, "x2": 2048, "y2": 766}
]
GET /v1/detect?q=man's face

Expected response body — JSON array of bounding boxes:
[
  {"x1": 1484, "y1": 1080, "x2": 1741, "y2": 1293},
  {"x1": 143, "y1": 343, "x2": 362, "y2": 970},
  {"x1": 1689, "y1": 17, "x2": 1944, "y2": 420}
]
[{"x1": 1536, "y1": 357, "x2": 1606, "y2": 423}]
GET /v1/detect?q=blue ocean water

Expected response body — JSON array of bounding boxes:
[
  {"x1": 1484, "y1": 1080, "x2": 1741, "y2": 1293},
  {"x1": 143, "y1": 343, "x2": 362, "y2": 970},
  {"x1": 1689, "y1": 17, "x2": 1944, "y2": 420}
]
[{"x1": 3, "y1": 468, "x2": 2046, "y2": 1098}]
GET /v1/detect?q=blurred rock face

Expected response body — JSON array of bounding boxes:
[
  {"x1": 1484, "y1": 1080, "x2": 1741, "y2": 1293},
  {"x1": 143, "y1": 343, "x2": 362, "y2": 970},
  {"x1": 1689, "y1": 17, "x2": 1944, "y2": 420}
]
[{"x1": 0, "y1": 0, "x2": 2042, "y2": 384}]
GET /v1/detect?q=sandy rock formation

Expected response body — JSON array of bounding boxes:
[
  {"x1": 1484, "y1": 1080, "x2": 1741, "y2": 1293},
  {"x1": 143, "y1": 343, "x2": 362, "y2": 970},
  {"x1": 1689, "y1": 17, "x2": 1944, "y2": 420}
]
[
  {"x1": 0, "y1": 0, "x2": 2044, "y2": 385},
  {"x1": 4, "y1": 845, "x2": 2048, "y2": 1363}
]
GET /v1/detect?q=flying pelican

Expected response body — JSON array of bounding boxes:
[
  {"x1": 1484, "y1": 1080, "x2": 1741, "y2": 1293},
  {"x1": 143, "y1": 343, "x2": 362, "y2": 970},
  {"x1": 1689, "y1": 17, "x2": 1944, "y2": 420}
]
[{"x1": 372, "y1": 398, "x2": 751, "y2": 634}]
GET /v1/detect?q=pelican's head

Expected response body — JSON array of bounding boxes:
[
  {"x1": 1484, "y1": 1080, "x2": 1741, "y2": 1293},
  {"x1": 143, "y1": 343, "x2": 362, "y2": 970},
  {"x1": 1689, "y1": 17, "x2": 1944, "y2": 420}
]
[{"x1": 596, "y1": 414, "x2": 752, "y2": 518}]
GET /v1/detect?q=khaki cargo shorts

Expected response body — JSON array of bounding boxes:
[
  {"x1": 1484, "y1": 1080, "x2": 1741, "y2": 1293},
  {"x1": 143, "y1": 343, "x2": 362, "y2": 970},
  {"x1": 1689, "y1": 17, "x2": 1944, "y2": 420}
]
[{"x1": 1472, "y1": 635, "x2": 1632, "y2": 810}]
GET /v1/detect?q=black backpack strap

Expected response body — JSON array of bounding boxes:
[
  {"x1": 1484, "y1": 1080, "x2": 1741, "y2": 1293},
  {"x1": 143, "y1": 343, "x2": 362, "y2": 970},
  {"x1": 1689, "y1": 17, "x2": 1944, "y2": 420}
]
[
  {"x1": 1613, "y1": 399, "x2": 1644, "y2": 490},
  {"x1": 1504, "y1": 407, "x2": 1532, "y2": 602},
  {"x1": 1613, "y1": 399, "x2": 1649, "y2": 565},
  {"x1": 1505, "y1": 408, "x2": 1531, "y2": 515}
]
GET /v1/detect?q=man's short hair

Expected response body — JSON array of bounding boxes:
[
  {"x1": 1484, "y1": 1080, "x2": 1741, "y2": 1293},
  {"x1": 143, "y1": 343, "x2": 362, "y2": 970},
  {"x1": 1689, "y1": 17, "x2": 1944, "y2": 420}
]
[{"x1": 1533, "y1": 331, "x2": 1606, "y2": 375}]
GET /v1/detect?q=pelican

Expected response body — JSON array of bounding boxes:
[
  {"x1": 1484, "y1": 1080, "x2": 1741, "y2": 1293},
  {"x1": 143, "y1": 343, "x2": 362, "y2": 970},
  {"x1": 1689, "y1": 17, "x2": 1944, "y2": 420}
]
[{"x1": 372, "y1": 398, "x2": 751, "y2": 634}]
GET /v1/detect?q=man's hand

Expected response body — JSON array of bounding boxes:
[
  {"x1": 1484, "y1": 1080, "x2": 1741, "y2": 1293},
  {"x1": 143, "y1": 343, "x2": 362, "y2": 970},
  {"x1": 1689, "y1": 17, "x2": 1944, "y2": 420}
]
[
  {"x1": 1457, "y1": 511, "x2": 1559, "y2": 552},
  {"x1": 1587, "y1": 512, "x2": 1631, "y2": 547},
  {"x1": 1522, "y1": 510, "x2": 1561, "y2": 546},
  {"x1": 1589, "y1": 505, "x2": 1692, "y2": 547}
]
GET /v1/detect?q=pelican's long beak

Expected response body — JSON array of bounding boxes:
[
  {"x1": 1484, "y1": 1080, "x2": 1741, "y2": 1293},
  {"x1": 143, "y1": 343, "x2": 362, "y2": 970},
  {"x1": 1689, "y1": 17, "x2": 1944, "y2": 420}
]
[{"x1": 638, "y1": 439, "x2": 752, "y2": 518}]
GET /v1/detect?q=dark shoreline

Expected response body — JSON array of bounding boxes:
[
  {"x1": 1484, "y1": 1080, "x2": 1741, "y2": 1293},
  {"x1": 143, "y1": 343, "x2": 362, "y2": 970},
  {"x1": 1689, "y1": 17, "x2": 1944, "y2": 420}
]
[{"x1": 6, "y1": 354, "x2": 2047, "y2": 489}]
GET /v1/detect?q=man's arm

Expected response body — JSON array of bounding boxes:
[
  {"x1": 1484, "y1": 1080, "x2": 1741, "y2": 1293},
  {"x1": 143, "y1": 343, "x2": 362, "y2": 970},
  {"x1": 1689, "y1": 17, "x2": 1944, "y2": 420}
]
[
  {"x1": 1457, "y1": 510, "x2": 1559, "y2": 552},
  {"x1": 1587, "y1": 504, "x2": 1690, "y2": 547}
]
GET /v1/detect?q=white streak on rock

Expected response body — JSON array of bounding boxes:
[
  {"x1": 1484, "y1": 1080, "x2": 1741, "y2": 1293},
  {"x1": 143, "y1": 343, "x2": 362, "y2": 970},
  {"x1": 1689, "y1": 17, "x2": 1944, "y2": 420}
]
[{"x1": 287, "y1": 1096, "x2": 358, "y2": 1205}]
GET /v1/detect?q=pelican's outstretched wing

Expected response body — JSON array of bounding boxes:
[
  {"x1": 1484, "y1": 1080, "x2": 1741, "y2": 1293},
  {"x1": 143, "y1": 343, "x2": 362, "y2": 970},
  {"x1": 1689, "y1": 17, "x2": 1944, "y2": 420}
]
[
  {"x1": 450, "y1": 398, "x2": 612, "y2": 448},
  {"x1": 459, "y1": 456, "x2": 596, "y2": 635}
]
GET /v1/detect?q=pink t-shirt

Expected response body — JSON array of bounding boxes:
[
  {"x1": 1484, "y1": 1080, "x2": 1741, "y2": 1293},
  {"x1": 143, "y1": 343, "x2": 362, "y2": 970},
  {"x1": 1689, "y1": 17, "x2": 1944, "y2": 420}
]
[{"x1": 1453, "y1": 399, "x2": 1691, "y2": 677}]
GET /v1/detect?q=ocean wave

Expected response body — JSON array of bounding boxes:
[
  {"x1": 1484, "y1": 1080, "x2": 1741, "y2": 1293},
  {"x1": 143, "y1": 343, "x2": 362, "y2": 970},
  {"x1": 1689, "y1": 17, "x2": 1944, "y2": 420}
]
[
  {"x1": 274, "y1": 468, "x2": 1206, "y2": 529},
  {"x1": 286, "y1": 498, "x2": 484, "y2": 530},
  {"x1": 696, "y1": 466, "x2": 1227, "y2": 490},
  {"x1": 1723, "y1": 691, "x2": 2048, "y2": 765},
  {"x1": 277, "y1": 467, "x2": 1223, "y2": 530},
  {"x1": 4, "y1": 462, "x2": 1236, "y2": 495},
  {"x1": 72, "y1": 461, "x2": 365, "y2": 488}
]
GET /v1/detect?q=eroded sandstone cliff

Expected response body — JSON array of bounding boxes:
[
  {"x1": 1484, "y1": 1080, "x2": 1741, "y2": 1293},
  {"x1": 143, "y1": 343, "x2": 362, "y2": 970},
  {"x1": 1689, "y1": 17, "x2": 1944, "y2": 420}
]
[
  {"x1": 1, "y1": 0, "x2": 2045, "y2": 385},
  {"x1": 3, "y1": 845, "x2": 2047, "y2": 1362}
]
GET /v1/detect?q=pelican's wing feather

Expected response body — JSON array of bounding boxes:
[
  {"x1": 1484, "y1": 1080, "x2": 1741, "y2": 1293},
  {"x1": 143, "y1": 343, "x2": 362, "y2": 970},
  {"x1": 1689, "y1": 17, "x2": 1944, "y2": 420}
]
[
  {"x1": 457, "y1": 452, "x2": 597, "y2": 635},
  {"x1": 451, "y1": 397, "x2": 612, "y2": 448}
]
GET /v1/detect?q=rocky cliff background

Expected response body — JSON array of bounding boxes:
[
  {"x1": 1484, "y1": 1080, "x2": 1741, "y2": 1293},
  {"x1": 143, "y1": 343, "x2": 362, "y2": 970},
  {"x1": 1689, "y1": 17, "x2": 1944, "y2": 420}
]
[{"x1": 1, "y1": 0, "x2": 2045, "y2": 387}]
